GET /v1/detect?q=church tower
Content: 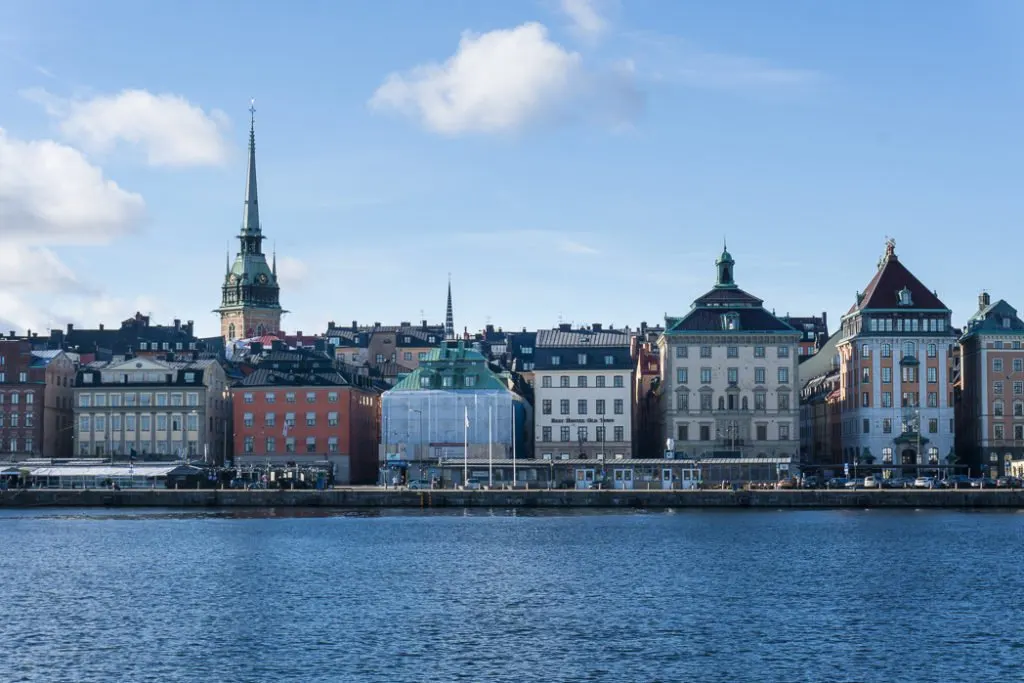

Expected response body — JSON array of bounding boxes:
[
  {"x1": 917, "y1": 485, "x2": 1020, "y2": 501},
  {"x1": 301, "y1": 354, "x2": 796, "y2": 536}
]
[{"x1": 215, "y1": 102, "x2": 285, "y2": 342}]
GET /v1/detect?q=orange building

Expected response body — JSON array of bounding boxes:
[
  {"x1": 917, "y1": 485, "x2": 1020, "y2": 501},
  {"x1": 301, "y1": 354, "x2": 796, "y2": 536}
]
[{"x1": 232, "y1": 369, "x2": 380, "y2": 485}]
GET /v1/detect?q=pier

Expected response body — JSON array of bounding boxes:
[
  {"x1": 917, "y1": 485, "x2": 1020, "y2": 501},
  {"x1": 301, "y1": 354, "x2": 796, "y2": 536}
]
[{"x1": 3, "y1": 487, "x2": 1024, "y2": 508}]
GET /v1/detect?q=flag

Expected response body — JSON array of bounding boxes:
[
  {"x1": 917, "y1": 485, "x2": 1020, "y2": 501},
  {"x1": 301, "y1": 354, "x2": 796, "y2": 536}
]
[{"x1": 464, "y1": 407, "x2": 469, "y2": 429}]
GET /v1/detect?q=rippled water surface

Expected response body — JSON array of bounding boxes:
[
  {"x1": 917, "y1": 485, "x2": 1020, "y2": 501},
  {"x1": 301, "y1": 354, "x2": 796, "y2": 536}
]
[{"x1": 0, "y1": 507, "x2": 1022, "y2": 683}]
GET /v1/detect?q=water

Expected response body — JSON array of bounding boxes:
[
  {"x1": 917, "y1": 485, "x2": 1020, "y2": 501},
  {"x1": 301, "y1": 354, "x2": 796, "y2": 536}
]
[{"x1": 0, "y1": 508, "x2": 1021, "y2": 683}]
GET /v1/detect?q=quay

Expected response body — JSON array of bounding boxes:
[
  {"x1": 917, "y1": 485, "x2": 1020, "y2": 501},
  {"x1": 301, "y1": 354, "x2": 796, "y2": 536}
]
[{"x1": 2, "y1": 488, "x2": 1024, "y2": 509}]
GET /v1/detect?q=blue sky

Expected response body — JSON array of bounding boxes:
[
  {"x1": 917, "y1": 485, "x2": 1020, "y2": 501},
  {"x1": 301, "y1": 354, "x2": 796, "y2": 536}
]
[{"x1": 1, "y1": 0, "x2": 1022, "y2": 339}]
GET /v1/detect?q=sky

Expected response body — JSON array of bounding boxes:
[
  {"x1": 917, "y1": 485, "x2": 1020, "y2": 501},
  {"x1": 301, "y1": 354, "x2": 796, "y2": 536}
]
[{"x1": 1, "y1": 0, "x2": 1022, "y2": 339}]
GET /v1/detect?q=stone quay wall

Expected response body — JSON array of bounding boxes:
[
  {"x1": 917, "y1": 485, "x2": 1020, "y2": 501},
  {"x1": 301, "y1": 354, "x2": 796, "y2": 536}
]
[{"x1": 2, "y1": 488, "x2": 1024, "y2": 509}]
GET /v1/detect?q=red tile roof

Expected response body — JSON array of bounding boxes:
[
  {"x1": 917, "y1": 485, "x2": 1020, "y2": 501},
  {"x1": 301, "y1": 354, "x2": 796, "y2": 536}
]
[{"x1": 847, "y1": 240, "x2": 948, "y2": 315}]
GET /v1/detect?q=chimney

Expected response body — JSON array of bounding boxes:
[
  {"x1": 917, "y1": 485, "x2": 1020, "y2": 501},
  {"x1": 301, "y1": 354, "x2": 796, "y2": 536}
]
[
  {"x1": 979, "y1": 291, "x2": 991, "y2": 310},
  {"x1": 328, "y1": 321, "x2": 335, "y2": 330},
  {"x1": 67, "y1": 323, "x2": 74, "y2": 334},
  {"x1": 31, "y1": 332, "x2": 37, "y2": 338},
  {"x1": 559, "y1": 323, "x2": 571, "y2": 332},
  {"x1": 373, "y1": 322, "x2": 381, "y2": 328},
  {"x1": 592, "y1": 323, "x2": 602, "y2": 331},
  {"x1": 486, "y1": 324, "x2": 494, "y2": 334},
  {"x1": 7, "y1": 331, "x2": 13, "y2": 339},
  {"x1": 421, "y1": 320, "x2": 427, "y2": 329},
  {"x1": 400, "y1": 321, "x2": 410, "y2": 327},
  {"x1": 640, "y1": 321, "x2": 647, "y2": 333},
  {"x1": 821, "y1": 312, "x2": 828, "y2": 331},
  {"x1": 186, "y1": 320, "x2": 194, "y2": 336},
  {"x1": 173, "y1": 318, "x2": 181, "y2": 330},
  {"x1": 296, "y1": 331, "x2": 303, "y2": 338},
  {"x1": 99, "y1": 324, "x2": 104, "y2": 331},
  {"x1": 351, "y1": 320, "x2": 358, "y2": 331},
  {"x1": 26, "y1": 329, "x2": 31, "y2": 338}
]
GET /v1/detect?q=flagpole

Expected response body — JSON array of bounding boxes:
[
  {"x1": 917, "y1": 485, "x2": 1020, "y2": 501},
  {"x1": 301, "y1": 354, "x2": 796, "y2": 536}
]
[
  {"x1": 463, "y1": 405, "x2": 469, "y2": 487},
  {"x1": 511, "y1": 398, "x2": 517, "y2": 489},
  {"x1": 488, "y1": 405, "x2": 493, "y2": 488}
]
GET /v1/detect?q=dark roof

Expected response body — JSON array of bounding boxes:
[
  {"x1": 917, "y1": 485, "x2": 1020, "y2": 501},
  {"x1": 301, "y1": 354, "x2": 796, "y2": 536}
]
[
  {"x1": 847, "y1": 241, "x2": 948, "y2": 314},
  {"x1": 962, "y1": 298, "x2": 1024, "y2": 339},
  {"x1": 238, "y1": 369, "x2": 350, "y2": 387},
  {"x1": 536, "y1": 328, "x2": 631, "y2": 348},
  {"x1": 692, "y1": 287, "x2": 764, "y2": 307}
]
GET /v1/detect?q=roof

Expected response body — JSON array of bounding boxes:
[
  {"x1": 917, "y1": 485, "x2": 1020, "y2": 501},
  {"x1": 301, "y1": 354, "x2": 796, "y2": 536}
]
[
  {"x1": 237, "y1": 368, "x2": 351, "y2": 387},
  {"x1": 962, "y1": 298, "x2": 1024, "y2": 339},
  {"x1": 846, "y1": 240, "x2": 948, "y2": 315},
  {"x1": 536, "y1": 328, "x2": 631, "y2": 348},
  {"x1": 390, "y1": 341, "x2": 509, "y2": 392},
  {"x1": 26, "y1": 464, "x2": 202, "y2": 477}
]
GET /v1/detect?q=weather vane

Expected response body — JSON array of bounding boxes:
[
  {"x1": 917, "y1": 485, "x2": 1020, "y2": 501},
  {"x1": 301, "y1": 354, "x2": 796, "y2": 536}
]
[{"x1": 249, "y1": 98, "x2": 256, "y2": 123}]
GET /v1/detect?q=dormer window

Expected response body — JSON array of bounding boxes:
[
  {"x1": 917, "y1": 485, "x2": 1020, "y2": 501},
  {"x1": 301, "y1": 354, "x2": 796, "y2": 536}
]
[
  {"x1": 1003, "y1": 317, "x2": 1011, "y2": 329},
  {"x1": 897, "y1": 287, "x2": 913, "y2": 306},
  {"x1": 721, "y1": 313, "x2": 740, "y2": 331}
]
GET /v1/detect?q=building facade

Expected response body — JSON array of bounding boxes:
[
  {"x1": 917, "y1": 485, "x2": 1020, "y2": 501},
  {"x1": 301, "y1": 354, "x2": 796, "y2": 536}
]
[
  {"x1": 381, "y1": 341, "x2": 532, "y2": 485},
  {"x1": 0, "y1": 342, "x2": 77, "y2": 459},
  {"x1": 798, "y1": 332, "x2": 842, "y2": 467},
  {"x1": 835, "y1": 239, "x2": 957, "y2": 473},
  {"x1": 658, "y1": 246, "x2": 801, "y2": 464},
  {"x1": 216, "y1": 107, "x2": 284, "y2": 342},
  {"x1": 955, "y1": 292, "x2": 1024, "y2": 478},
  {"x1": 74, "y1": 356, "x2": 231, "y2": 463},
  {"x1": 780, "y1": 313, "x2": 830, "y2": 360},
  {"x1": 232, "y1": 348, "x2": 380, "y2": 484},
  {"x1": 632, "y1": 334, "x2": 662, "y2": 459},
  {"x1": 534, "y1": 325, "x2": 634, "y2": 461}
]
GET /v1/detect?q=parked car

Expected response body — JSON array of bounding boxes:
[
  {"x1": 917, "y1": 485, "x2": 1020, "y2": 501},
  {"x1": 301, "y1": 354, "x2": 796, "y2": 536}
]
[
  {"x1": 913, "y1": 476, "x2": 937, "y2": 489},
  {"x1": 407, "y1": 480, "x2": 431, "y2": 490},
  {"x1": 845, "y1": 478, "x2": 865, "y2": 489},
  {"x1": 802, "y1": 476, "x2": 820, "y2": 489},
  {"x1": 862, "y1": 475, "x2": 881, "y2": 489},
  {"x1": 971, "y1": 477, "x2": 997, "y2": 488},
  {"x1": 995, "y1": 477, "x2": 1021, "y2": 489},
  {"x1": 946, "y1": 474, "x2": 971, "y2": 489},
  {"x1": 827, "y1": 477, "x2": 848, "y2": 489}
]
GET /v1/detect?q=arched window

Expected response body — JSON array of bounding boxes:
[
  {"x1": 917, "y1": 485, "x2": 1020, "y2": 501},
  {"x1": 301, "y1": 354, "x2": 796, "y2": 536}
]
[
  {"x1": 228, "y1": 323, "x2": 236, "y2": 340},
  {"x1": 902, "y1": 341, "x2": 916, "y2": 358}
]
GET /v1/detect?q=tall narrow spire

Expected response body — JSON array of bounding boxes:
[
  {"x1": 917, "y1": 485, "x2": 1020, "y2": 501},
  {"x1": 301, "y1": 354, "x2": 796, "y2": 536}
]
[
  {"x1": 445, "y1": 274, "x2": 455, "y2": 340},
  {"x1": 241, "y1": 99, "x2": 260, "y2": 235},
  {"x1": 225, "y1": 243, "x2": 230, "y2": 275},
  {"x1": 272, "y1": 243, "x2": 277, "y2": 277}
]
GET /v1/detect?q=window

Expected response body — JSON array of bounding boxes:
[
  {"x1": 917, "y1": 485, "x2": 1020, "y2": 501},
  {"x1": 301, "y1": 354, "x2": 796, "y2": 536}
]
[
  {"x1": 901, "y1": 366, "x2": 917, "y2": 383},
  {"x1": 265, "y1": 437, "x2": 276, "y2": 453},
  {"x1": 170, "y1": 393, "x2": 183, "y2": 407},
  {"x1": 328, "y1": 437, "x2": 339, "y2": 453},
  {"x1": 126, "y1": 415, "x2": 136, "y2": 431},
  {"x1": 754, "y1": 367, "x2": 765, "y2": 384},
  {"x1": 700, "y1": 368, "x2": 712, "y2": 384},
  {"x1": 777, "y1": 346, "x2": 789, "y2": 358},
  {"x1": 862, "y1": 368, "x2": 870, "y2": 383},
  {"x1": 700, "y1": 425, "x2": 711, "y2": 441},
  {"x1": 324, "y1": 411, "x2": 337, "y2": 427},
  {"x1": 560, "y1": 426, "x2": 570, "y2": 442},
  {"x1": 186, "y1": 393, "x2": 199, "y2": 407},
  {"x1": 286, "y1": 393, "x2": 296, "y2": 403},
  {"x1": 575, "y1": 353, "x2": 588, "y2": 366},
  {"x1": 754, "y1": 346, "x2": 765, "y2": 358},
  {"x1": 727, "y1": 346, "x2": 738, "y2": 358},
  {"x1": 754, "y1": 392, "x2": 766, "y2": 411},
  {"x1": 614, "y1": 426, "x2": 624, "y2": 442},
  {"x1": 304, "y1": 392, "x2": 316, "y2": 403},
  {"x1": 677, "y1": 393, "x2": 689, "y2": 411},
  {"x1": 187, "y1": 414, "x2": 198, "y2": 431},
  {"x1": 927, "y1": 367, "x2": 937, "y2": 383},
  {"x1": 1016, "y1": 425, "x2": 1024, "y2": 440},
  {"x1": 756, "y1": 425, "x2": 767, "y2": 441},
  {"x1": 1015, "y1": 359, "x2": 1024, "y2": 373},
  {"x1": 9, "y1": 393, "x2": 17, "y2": 405},
  {"x1": 140, "y1": 416, "x2": 151, "y2": 431},
  {"x1": 285, "y1": 438, "x2": 296, "y2": 453},
  {"x1": 243, "y1": 413, "x2": 254, "y2": 427},
  {"x1": 244, "y1": 437, "x2": 254, "y2": 453},
  {"x1": 306, "y1": 437, "x2": 317, "y2": 453},
  {"x1": 928, "y1": 419, "x2": 938, "y2": 434},
  {"x1": 306, "y1": 412, "x2": 316, "y2": 426},
  {"x1": 675, "y1": 346, "x2": 688, "y2": 358},
  {"x1": 614, "y1": 399, "x2": 624, "y2": 414},
  {"x1": 994, "y1": 381, "x2": 1004, "y2": 395},
  {"x1": 419, "y1": 377, "x2": 431, "y2": 388},
  {"x1": 882, "y1": 392, "x2": 892, "y2": 408},
  {"x1": 994, "y1": 358, "x2": 1004, "y2": 373},
  {"x1": 18, "y1": 372, "x2": 27, "y2": 383},
  {"x1": 927, "y1": 392, "x2": 938, "y2": 408},
  {"x1": 779, "y1": 393, "x2": 790, "y2": 411},
  {"x1": 596, "y1": 376, "x2": 606, "y2": 388},
  {"x1": 861, "y1": 344, "x2": 870, "y2": 358},
  {"x1": 560, "y1": 400, "x2": 569, "y2": 415},
  {"x1": 613, "y1": 375, "x2": 623, "y2": 388},
  {"x1": 700, "y1": 346, "x2": 712, "y2": 358},
  {"x1": 243, "y1": 392, "x2": 254, "y2": 404},
  {"x1": 778, "y1": 367, "x2": 789, "y2": 383},
  {"x1": 927, "y1": 344, "x2": 937, "y2": 358},
  {"x1": 994, "y1": 424, "x2": 1004, "y2": 440},
  {"x1": 701, "y1": 394, "x2": 713, "y2": 411},
  {"x1": 577, "y1": 376, "x2": 587, "y2": 388},
  {"x1": 881, "y1": 343, "x2": 892, "y2": 358},
  {"x1": 285, "y1": 412, "x2": 296, "y2": 427},
  {"x1": 881, "y1": 367, "x2": 892, "y2": 384},
  {"x1": 542, "y1": 400, "x2": 552, "y2": 415},
  {"x1": 677, "y1": 368, "x2": 688, "y2": 384},
  {"x1": 560, "y1": 376, "x2": 570, "y2": 388},
  {"x1": 677, "y1": 425, "x2": 689, "y2": 440},
  {"x1": 551, "y1": 355, "x2": 561, "y2": 366},
  {"x1": 79, "y1": 394, "x2": 92, "y2": 408},
  {"x1": 994, "y1": 401, "x2": 1004, "y2": 417},
  {"x1": 604, "y1": 355, "x2": 614, "y2": 365},
  {"x1": 156, "y1": 415, "x2": 167, "y2": 431},
  {"x1": 577, "y1": 399, "x2": 587, "y2": 415},
  {"x1": 902, "y1": 342, "x2": 915, "y2": 359},
  {"x1": 542, "y1": 427, "x2": 552, "y2": 441},
  {"x1": 1015, "y1": 401, "x2": 1024, "y2": 418},
  {"x1": 778, "y1": 424, "x2": 790, "y2": 440},
  {"x1": 577, "y1": 426, "x2": 588, "y2": 442},
  {"x1": 541, "y1": 376, "x2": 552, "y2": 388},
  {"x1": 465, "y1": 376, "x2": 477, "y2": 387},
  {"x1": 596, "y1": 399, "x2": 605, "y2": 415},
  {"x1": 156, "y1": 393, "x2": 168, "y2": 407},
  {"x1": 882, "y1": 418, "x2": 892, "y2": 434},
  {"x1": 862, "y1": 391, "x2": 870, "y2": 407}
]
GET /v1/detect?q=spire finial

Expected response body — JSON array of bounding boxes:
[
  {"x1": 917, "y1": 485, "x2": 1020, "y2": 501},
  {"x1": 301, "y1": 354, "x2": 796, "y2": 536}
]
[
  {"x1": 249, "y1": 98, "x2": 256, "y2": 129},
  {"x1": 241, "y1": 99, "x2": 260, "y2": 236},
  {"x1": 272, "y1": 243, "x2": 277, "y2": 276},
  {"x1": 445, "y1": 276, "x2": 455, "y2": 341}
]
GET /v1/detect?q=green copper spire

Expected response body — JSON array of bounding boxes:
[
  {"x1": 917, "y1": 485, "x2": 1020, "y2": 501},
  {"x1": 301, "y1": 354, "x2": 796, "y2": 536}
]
[
  {"x1": 241, "y1": 99, "x2": 260, "y2": 236},
  {"x1": 715, "y1": 239, "x2": 736, "y2": 288}
]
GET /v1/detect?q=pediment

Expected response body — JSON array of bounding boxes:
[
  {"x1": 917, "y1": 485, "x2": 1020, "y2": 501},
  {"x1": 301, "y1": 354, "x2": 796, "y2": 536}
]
[{"x1": 105, "y1": 357, "x2": 174, "y2": 372}]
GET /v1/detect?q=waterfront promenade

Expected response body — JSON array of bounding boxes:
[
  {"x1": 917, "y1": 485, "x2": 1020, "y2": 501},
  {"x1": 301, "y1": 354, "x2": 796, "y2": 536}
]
[{"x1": 3, "y1": 487, "x2": 1024, "y2": 508}]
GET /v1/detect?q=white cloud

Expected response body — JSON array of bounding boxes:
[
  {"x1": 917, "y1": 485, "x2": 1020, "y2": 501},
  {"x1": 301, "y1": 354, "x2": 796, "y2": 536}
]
[
  {"x1": 275, "y1": 256, "x2": 308, "y2": 289},
  {"x1": 369, "y1": 23, "x2": 586, "y2": 134},
  {"x1": 0, "y1": 127, "x2": 145, "y2": 244},
  {"x1": 561, "y1": 0, "x2": 609, "y2": 40},
  {"x1": 0, "y1": 127, "x2": 157, "y2": 335},
  {"x1": 23, "y1": 88, "x2": 230, "y2": 166}
]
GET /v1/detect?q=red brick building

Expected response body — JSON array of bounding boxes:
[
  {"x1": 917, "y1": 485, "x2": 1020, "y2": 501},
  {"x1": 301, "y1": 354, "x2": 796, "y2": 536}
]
[
  {"x1": 232, "y1": 366, "x2": 380, "y2": 484},
  {"x1": 0, "y1": 340, "x2": 77, "y2": 459}
]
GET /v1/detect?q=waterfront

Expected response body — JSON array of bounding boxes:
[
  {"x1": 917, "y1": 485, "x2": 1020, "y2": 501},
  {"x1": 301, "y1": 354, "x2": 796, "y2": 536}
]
[{"x1": 1, "y1": 508, "x2": 1022, "y2": 682}]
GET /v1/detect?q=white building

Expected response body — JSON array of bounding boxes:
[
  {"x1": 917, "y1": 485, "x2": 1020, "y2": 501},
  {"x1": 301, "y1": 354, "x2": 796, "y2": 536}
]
[
  {"x1": 534, "y1": 325, "x2": 634, "y2": 461},
  {"x1": 835, "y1": 239, "x2": 956, "y2": 472},
  {"x1": 73, "y1": 356, "x2": 232, "y2": 464},
  {"x1": 658, "y1": 246, "x2": 801, "y2": 464}
]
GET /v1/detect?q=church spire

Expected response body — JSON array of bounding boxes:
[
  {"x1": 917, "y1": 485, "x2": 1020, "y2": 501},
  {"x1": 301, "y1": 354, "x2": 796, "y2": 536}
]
[
  {"x1": 715, "y1": 240, "x2": 736, "y2": 288},
  {"x1": 445, "y1": 274, "x2": 455, "y2": 340},
  {"x1": 241, "y1": 99, "x2": 260, "y2": 236}
]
